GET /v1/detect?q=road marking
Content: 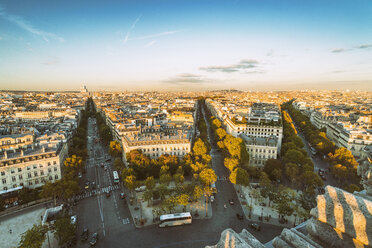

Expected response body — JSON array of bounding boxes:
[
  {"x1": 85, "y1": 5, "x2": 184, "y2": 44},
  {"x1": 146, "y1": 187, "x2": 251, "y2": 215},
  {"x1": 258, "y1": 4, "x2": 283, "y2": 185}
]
[{"x1": 122, "y1": 218, "x2": 130, "y2": 224}]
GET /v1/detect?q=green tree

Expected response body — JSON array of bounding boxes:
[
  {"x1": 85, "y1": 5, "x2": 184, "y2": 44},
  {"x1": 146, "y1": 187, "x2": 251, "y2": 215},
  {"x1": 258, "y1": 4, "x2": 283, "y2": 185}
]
[
  {"x1": 299, "y1": 171, "x2": 323, "y2": 191},
  {"x1": 344, "y1": 184, "x2": 361, "y2": 193},
  {"x1": 64, "y1": 155, "x2": 84, "y2": 173},
  {"x1": 18, "y1": 224, "x2": 46, "y2": 248},
  {"x1": 263, "y1": 159, "x2": 283, "y2": 181},
  {"x1": 159, "y1": 173, "x2": 172, "y2": 186},
  {"x1": 174, "y1": 173, "x2": 185, "y2": 185},
  {"x1": 285, "y1": 162, "x2": 299, "y2": 186},
  {"x1": 284, "y1": 149, "x2": 305, "y2": 165},
  {"x1": 144, "y1": 176, "x2": 156, "y2": 191},
  {"x1": 236, "y1": 168, "x2": 250, "y2": 186},
  {"x1": 113, "y1": 157, "x2": 125, "y2": 172},
  {"x1": 157, "y1": 184, "x2": 169, "y2": 200},
  {"x1": 40, "y1": 181, "x2": 61, "y2": 206},
  {"x1": 273, "y1": 186, "x2": 295, "y2": 219},
  {"x1": 54, "y1": 217, "x2": 76, "y2": 247},
  {"x1": 143, "y1": 190, "x2": 153, "y2": 206}
]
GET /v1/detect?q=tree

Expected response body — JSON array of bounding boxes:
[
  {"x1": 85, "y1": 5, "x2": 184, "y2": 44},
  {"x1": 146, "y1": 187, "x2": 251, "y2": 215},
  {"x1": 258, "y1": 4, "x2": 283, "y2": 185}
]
[
  {"x1": 224, "y1": 157, "x2": 239, "y2": 172},
  {"x1": 143, "y1": 190, "x2": 153, "y2": 206},
  {"x1": 40, "y1": 181, "x2": 61, "y2": 206},
  {"x1": 193, "y1": 138, "x2": 208, "y2": 156},
  {"x1": 212, "y1": 118, "x2": 222, "y2": 129},
  {"x1": 114, "y1": 158, "x2": 125, "y2": 172},
  {"x1": 59, "y1": 178, "x2": 80, "y2": 201},
  {"x1": 193, "y1": 185, "x2": 203, "y2": 201},
  {"x1": 230, "y1": 167, "x2": 250, "y2": 186},
  {"x1": 300, "y1": 171, "x2": 323, "y2": 190},
  {"x1": 177, "y1": 194, "x2": 190, "y2": 211},
  {"x1": 284, "y1": 149, "x2": 305, "y2": 165},
  {"x1": 199, "y1": 168, "x2": 217, "y2": 186},
  {"x1": 162, "y1": 196, "x2": 178, "y2": 213},
  {"x1": 18, "y1": 224, "x2": 46, "y2": 248},
  {"x1": 344, "y1": 184, "x2": 361, "y2": 193},
  {"x1": 54, "y1": 216, "x2": 76, "y2": 247},
  {"x1": 331, "y1": 164, "x2": 348, "y2": 182},
  {"x1": 159, "y1": 173, "x2": 172, "y2": 186},
  {"x1": 190, "y1": 161, "x2": 207, "y2": 173},
  {"x1": 64, "y1": 155, "x2": 84, "y2": 173},
  {"x1": 285, "y1": 163, "x2": 299, "y2": 185},
  {"x1": 124, "y1": 175, "x2": 137, "y2": 196},
  {"x1": 174, "y1": 173, "x2": 185, "y2": 185},
  {"x1": 215, "y1": 128, "x2": 227, "y2": 141},
  {"x1": 144, "y1": 176, "x2": 156, "y2": 191},
  {"x1": 273, "y1": 186, "x2": 295, "y2": 219},
  {"x1": 157, "y1": 184, "x2": 169, "y2": 200},
  {"x1": 109, "y1": 140, "x2": 122, "y2": 157},
  {"x1": 263, "y1": 159, "x2": 283, "y2": 181}
]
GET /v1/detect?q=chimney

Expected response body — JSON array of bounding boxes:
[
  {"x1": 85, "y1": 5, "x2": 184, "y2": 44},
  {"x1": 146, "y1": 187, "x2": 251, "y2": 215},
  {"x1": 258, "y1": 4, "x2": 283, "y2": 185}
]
[
  {"x1": 4, "y1": 151, "x2": 7, "y2": 159},
  {"x1": 20, "y1": 149, "x2": 24, "y2": 156},
  {"x1": 42, "y1": 146, "x2": 45, "y2": 153}
]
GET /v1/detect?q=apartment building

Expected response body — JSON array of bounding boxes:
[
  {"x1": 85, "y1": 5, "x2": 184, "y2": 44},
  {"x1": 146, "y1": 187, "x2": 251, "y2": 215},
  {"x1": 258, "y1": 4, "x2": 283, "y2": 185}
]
[
  {"x1": 240, "y1": 134, "x2": 278, "y2": 167},
  {"x1": 122, "y1": 133, "x2": 191, "y2": 159},
  {"x1": 0, "y1": 134, "x2": 34, "y2": 151},
  {"x1": 0, "y1": 144, "x2": 67, "y2": 192}
]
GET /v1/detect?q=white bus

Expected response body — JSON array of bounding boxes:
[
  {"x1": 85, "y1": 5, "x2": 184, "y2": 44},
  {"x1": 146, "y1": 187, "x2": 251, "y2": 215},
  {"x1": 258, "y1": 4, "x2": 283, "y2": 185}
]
[
  {"x1": 113, "y1": 171, "x2": 120, "y2": 184},
  {"x1": 159, "y1": 212, "x2": 192, "y2": 227}
]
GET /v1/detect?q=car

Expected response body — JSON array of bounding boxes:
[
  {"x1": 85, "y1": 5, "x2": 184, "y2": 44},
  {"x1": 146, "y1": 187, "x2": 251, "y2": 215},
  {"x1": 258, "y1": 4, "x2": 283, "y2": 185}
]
[
  {"x1": 90, "y1": 232, "x2": 98, "y2": 246},
  {"x1": 106, "y1": 191, "x2": 111, "y2": 198},
  {"x1": 320, "y1": 174, "x2": 326, "y2": 180},
  {"x1": 81, "y1": 228, "x2": 89, "y2": 241},
  {"x1": 120, "y1": 193, "x2": 126, "y2": 199},
  {"x1": 210, "y1": 195, "x2": 215, "y2": 203},
  {"x1": 105, "y1": 158, "x2": 112, "y2": 162},
  {"x1": 229, "y1": 199, "x2": 234, "y2": 205},
  {"x1": 100, "y1": 163, "x2": 104, "y2": 168},
  {"x1": 78, "y1": 172, "x2": 82, "y2": 179},
  {"x1": 250, "y1": 223, "x2": 261, "y2": 231},
  {"x1": 104, "y1": 166, "x2": 107, "y2": 171},
  {"x1": 70, "y1": 215, "x2": 77, "y2": 225},
  {"x1": 236, "y1": 213, "x2": 244, "y2": 220},
  {"x1": 85, "y1": 182, "x2": 90, "y2": 189}
]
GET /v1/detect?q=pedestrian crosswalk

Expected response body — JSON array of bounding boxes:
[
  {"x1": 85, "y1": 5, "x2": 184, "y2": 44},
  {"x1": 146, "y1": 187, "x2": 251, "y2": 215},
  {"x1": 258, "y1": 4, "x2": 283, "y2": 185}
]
[
  {"x1": 217, "y1": 176, "x2": 228, "y2": 181},
  {"x1": 122, "y1": 218, "x2": 130, "y2": 225},
  {"x1": 76, "y1": 185, "x2": 120, "y2": 200}
]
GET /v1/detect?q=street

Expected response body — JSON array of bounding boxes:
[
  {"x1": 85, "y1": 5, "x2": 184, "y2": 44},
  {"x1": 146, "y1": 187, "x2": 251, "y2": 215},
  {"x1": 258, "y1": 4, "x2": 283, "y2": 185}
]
[{"x1": 73, "y1": 115, "x2": 283, "y2": 248}]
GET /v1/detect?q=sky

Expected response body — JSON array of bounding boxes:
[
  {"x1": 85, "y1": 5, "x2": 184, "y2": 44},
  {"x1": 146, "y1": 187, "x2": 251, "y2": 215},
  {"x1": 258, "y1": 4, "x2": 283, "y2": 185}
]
[{"x1": 0, "y1": 0, "x2": 372, "y2": 91}]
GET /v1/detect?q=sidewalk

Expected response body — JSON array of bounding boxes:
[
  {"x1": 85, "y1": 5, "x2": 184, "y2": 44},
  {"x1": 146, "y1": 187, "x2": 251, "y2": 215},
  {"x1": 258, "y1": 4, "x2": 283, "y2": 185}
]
[
  {"x1": 123, "y1": 184, "x2": 212, "y2": 228},
  {"x1": 236, "y1": 185, "x2": 301, "y2": 228}
]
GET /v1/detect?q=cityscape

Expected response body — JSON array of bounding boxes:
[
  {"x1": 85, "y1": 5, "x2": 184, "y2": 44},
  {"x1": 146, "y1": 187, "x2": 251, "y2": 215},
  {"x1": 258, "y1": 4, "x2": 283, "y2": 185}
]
[{"x1": 0, "y1": 1, "x2": 372, "y2": 248}]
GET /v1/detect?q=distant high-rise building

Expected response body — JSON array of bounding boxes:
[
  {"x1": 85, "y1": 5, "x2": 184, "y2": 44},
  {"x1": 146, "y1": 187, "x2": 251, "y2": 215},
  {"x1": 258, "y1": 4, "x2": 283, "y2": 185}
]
[{"x1": 80, "y1": 85, "x2": 88, "y2": 93}]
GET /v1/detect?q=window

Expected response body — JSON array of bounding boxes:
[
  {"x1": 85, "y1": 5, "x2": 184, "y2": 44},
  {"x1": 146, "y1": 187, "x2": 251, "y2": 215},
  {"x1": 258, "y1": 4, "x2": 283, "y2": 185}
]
[
  {"x1": 35, "y1": 179, "x2": 39, "y2": 184},
  {"x1": 19, "y1": 175, "x2": 23, "y2": 180},
  {"x1": 28, "y1": 181, "x2": 33, "y2": 186},
  {"x1": 54, "y1": 167, "x2": 57, "y2": 172},
  {"x1": 34, "y1": 171, "x2": 38, "y2": 177},
  {"x1": 41, "y1": 171, "x2": 44, "y2": 176},
  {"x1": 33, "y1": 165, "x2": 37, "y2": 169},
  {"x1": 48, "y1": 168, "x2": 51, "y2": 173},
  {"x1": 2, "y1": 179, "x2": 6, "y2": 184},
  {"x1": 1, "y1": 171, "x2": 5, "y2": 176},
  {"x1": 49, "y1": 176, "x2": 53, "y2": 180},
  {"x1": 53, "y1": 161, "x2": 57, "y2": 165},
  {"x1": 27, "y1": 167, "x2": 30, "y2": 170},
  {"x1": 55, "y1": 175, "x2": 58, "y2": 179},
  {"x1": 48, "y1": 162, "x2": 51, "y2": 166},
  {"x1": 12, "y1": 176, "x2": 16, "y2": 182},
  {"x1": 39, "y1": 165, "x2": 43, "y2": 168},
  {"x1": 20, "y1": 183, "x2": 24, "y2": 186},
  {"x1": 3, "y1": 187, "x2": 7, "y2": 190},
  {"x1": 18, "y1": 168, "x2": 22, "y2": 172},
  {"x1": 28, "y1": 173, "x2": 32, "y2": 178}
]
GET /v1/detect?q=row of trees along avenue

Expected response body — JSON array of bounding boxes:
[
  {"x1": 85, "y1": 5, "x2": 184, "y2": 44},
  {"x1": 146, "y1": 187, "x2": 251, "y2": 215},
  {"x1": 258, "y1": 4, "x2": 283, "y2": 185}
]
[
  {"x1": 282, "y1": 101, "x2": 361, "y2": 192},
  {"x1": 117, "y1": 100, "x2": 217, "y2": 220},
  {"x1": 19, "y1": 98, "x2": 97, "y2": 248}
]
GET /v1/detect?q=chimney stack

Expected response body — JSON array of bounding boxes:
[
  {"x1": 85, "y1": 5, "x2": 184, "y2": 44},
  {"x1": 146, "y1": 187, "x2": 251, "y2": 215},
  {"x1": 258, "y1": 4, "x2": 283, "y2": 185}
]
[
  {"x1": 4, "y1": 151, "x2": 7, "y2": 159},
  {"x1": 20, "y1": 149, "x2": 24, "y2": 156}
]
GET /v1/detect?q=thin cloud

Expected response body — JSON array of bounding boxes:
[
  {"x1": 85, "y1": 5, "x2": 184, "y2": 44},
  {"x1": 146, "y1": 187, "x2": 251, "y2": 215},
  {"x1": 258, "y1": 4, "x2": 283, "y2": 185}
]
[
  {"x1": 163, "y1": 73, "x2": 206, "y2": 86},
  {"x1": 356, "y1": 44, "x2": 372, "y2": 49},
  {"x1": 42, "y1": 56, "x2": 60, "y2": 66},
  {"x1": 200, "y1": 59, "x2": 260, "y2": 73},
  {"x1": 331, "y1": 48, "x2": 347, "y2": 53},
  {"x1": 129, "y1": 30, "x2": 181, "y2": 41},
  {"x1": 144, "y1": 40, "x2": 156, "y2": 48},
  {"x1": 122, "y1": 14, "x2": 142, "y2": 44},
  {"x1": 0, "y1": 5, "x2": 64, "y2": 42}
]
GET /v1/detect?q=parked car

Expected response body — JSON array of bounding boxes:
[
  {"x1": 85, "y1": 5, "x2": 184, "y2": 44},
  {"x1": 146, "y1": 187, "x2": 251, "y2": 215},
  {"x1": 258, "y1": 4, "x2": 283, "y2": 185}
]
[
  {"x1": 250, "y1": 223, "x2": 261, "y2": 231},
  {"x1": 236, "y1": 213, "x2": 244, "y2": 220},
  {"x1": 229, "y1": 199, "x2": 234, "y2": 205},
  {"x1": 92, "y1": 182, "x2": 96, "y2": 190},
  {"x1": 81, "y1": 228, "x2": 89, "y2": 241},
  {"x1": 85, "y1": 181, "x2": 90, "y2": 189},
  {"x1": 90, "y1": 233, "x2": 98, "y2": 246},
  {"x1": 135, "y1": 186, "x2": 146, "y2": 192},
  {"x1": 210, "y1": 195, "x2": 215, "y2": 203},
  {"x1": 100, "y1": 163, "x2": 104, "y2": 168},
  {"x1": 104, "y1": 166, "x2": 107, "y2": 171}
]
